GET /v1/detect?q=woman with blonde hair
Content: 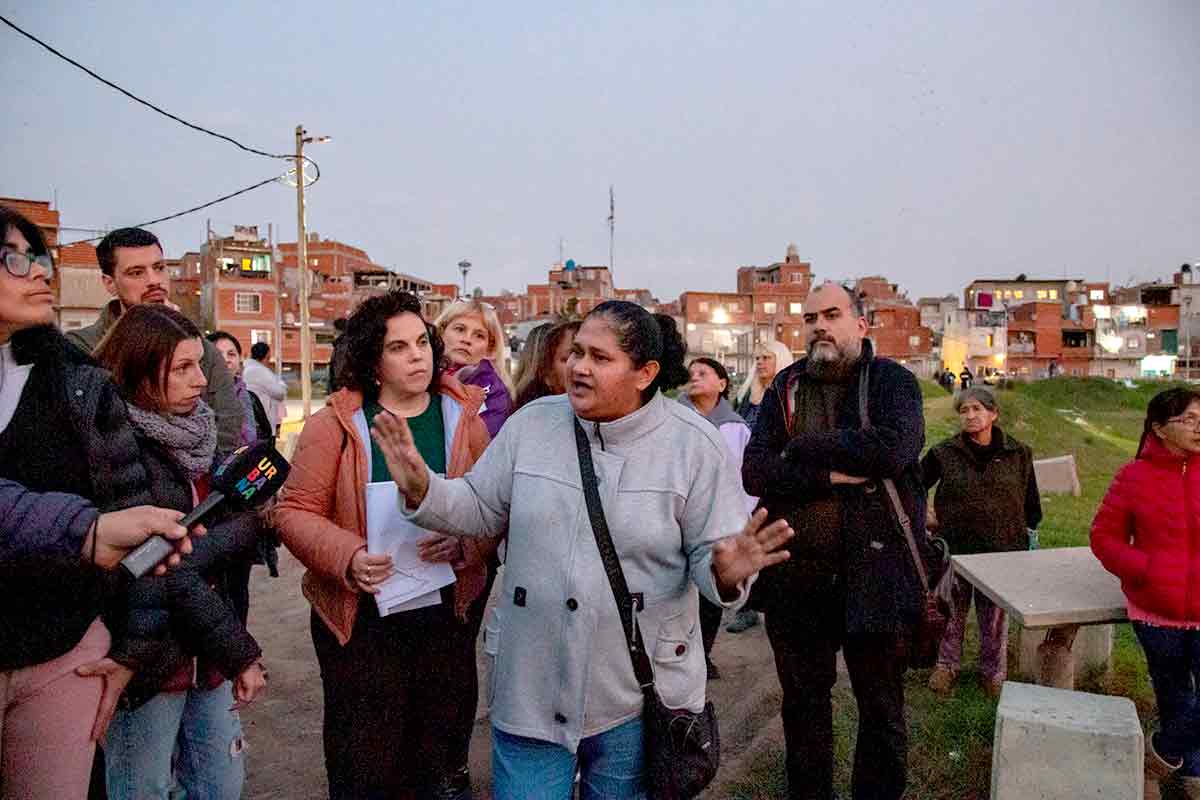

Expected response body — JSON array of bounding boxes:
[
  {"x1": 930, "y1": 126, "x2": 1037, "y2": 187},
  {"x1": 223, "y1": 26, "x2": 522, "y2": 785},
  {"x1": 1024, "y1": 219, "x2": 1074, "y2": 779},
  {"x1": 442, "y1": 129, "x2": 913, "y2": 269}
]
[
  {"x1": 436, "y1": 300, "x2": 514, "y2": 438},
  {"x1": 735, "y1": 339, "x2": 794, "y2": 430}
]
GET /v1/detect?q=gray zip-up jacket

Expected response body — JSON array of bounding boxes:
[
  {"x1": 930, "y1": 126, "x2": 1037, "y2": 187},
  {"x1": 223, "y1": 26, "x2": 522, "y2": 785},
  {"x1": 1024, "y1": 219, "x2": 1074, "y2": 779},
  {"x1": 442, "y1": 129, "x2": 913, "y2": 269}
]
[{"x1": 404, "y1": 392, "x2": 751, "y2": 752}]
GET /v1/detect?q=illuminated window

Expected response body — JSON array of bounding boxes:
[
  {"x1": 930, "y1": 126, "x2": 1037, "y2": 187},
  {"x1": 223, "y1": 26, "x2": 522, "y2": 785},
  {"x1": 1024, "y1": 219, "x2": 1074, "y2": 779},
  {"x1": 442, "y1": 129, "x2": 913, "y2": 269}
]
[
  {"x1": 1003, "y1": 290, "x2": 1012, "y2": 299},
  {"x1": 1013, "y1": 290, "x2": 1024, "y2": 299},
  {"x1": 789, "y1": 302, "x2": 803, "y2": 314},
  {"x1": 908, "y1": 335, "x2": 920, "y2": 347},
  {"x1": 1089, "y1": 289, "x2": 1105, "y2": 301},
  {"x1": 1048, "y1": 289, "x2": 1058, "y2": 300},
  {"x1": 235, "y1": 292, "x2": 262, "y2": 314},
  {"x1": 1036, "y1": 290, "x2": 1048, "y2": 300},
  {"x1": 763, "y1": 302, "x2": 777, "y2": 314}
]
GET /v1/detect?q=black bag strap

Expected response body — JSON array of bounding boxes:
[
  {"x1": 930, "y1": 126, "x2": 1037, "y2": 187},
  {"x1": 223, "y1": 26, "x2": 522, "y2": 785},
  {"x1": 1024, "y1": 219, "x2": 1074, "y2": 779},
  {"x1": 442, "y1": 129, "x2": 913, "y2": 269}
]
[
  {"x1": 573, "y1": 418, "x2": 656, "y2": 692},
  {"x1": 856, "y1": 363, "x2": 932, "y2": 594}
]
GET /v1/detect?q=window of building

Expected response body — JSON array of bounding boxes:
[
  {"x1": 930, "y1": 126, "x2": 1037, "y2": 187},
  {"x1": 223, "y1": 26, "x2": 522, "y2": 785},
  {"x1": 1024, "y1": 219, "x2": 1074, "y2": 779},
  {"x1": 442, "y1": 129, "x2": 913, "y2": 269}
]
[
  {"x1": 789, "y1": 273, "x2": 804, "y2": 283},
  {"x1": 1013, "y1": 290, "x2": 1024, "y2": 299},
  {"x1": 1090, "y1": 289, "x2": 1105, "y2": 301},
  {"x1": 1003, "y1": 290, "x2": 1012, "y2": 299},
  {"x1": 1048, "y1": 289, "x2": 1058, "y2": 300},
  {"x1": 1127, "y1": 338, "x2": 1139, "y2": 349},
  {"x1": 763, "y1": 302, "x2": 777, "y2": 314},
  {"x1": 239, "y1": 254, "x2": 271, "y2": 274},
  {"x1": 788, "y1": 302, "x2": 803, "y2": 314},
  {"x1": 1036, "y1": 290, "x2": 1048, "y2": 300},
  {"x1": 250, "y1": 329, "x2": 272, "y2": 345},
  {"x1": 729, "y1": 302, "x2": 741, "y2": 312},
  {"x1": 908, "y1": 335, "x2": 920, "y2": 347},
  {"x1": 986, "y1": 334, "x2": 994, "y2": 348},
  {"x1": 698, "y1": 301, "x2": 709, "y2": 312},
  {"x1": 235, "y1": 292, "x2": 262, "y2": 314}
]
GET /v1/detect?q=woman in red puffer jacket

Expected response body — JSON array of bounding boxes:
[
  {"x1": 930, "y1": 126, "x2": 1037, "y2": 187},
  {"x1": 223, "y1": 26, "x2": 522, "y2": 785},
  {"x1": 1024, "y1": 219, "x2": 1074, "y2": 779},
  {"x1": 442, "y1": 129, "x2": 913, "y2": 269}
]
[{"x1": 1091, "y1": 387, "x2": 1200, "y2": 800}]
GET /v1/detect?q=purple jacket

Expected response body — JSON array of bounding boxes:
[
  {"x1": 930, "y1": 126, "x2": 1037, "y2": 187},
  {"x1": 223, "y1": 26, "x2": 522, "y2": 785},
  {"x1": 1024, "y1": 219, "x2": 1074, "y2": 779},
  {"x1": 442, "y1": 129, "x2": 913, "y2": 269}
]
[
  {"x1": 452, "y1": 358, "x2": 512, "y2": 438},
  {"x1": 0, "y1": 478, "x2": 98, "y2": 564}
]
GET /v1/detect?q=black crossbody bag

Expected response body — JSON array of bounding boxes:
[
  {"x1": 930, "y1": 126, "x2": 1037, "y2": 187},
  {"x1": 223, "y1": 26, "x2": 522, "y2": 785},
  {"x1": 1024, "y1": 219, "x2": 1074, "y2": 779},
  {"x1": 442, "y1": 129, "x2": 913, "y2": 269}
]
[{"x1": 573, "y1": 418, "x2": 720, "y2": 800}]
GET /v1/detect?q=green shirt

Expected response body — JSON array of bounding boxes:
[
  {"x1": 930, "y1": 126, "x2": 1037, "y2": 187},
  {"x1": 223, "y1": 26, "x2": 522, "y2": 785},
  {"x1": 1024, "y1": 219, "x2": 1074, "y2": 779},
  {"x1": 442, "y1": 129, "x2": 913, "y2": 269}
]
[{"x1": 364, "y1": 394, "x2": 446, "y2": 481}]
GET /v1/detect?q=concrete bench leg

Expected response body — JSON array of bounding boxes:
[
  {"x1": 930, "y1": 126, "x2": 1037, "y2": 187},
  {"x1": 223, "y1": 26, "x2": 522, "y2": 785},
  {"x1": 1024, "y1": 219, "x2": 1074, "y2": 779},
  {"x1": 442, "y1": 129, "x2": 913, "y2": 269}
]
[
  {"x1": 1015, "y1": 624, "x2": 1114, "y2": 689},
  {"x1": 992, "y1": 682, "x2": 1143, "y2": 800}
]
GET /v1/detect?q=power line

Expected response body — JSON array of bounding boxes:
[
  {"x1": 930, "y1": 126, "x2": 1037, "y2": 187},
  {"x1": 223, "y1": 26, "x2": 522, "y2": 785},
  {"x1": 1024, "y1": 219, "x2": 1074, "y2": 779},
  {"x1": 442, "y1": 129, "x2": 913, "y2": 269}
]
[
  {"x1": 60, "y1": 175, "x2": 284, "y2": 246},
  {"x1": 1, "y1": 12, "x2": 321, "y2": 235},
  {"x1": 0, "y1": 12, "x2": 291, "y2": 161}
]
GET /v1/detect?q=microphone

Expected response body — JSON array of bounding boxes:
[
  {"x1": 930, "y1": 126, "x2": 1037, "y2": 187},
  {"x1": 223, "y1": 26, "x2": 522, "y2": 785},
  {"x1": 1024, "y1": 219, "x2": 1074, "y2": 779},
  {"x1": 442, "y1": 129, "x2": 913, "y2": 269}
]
[{"x1": 120, "y1": 440, "x2": 291, "y2": 578}]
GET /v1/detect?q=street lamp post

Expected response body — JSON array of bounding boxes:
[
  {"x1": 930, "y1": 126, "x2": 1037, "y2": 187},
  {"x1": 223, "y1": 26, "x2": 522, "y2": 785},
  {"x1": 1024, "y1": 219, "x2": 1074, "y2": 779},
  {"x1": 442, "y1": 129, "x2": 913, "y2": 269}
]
[
  {"x1": 294, "y1": 124, "x2": 330, "y2": 420},
  {"x1": 458, "y1": 260, "x2": 472, "y2": 300}
]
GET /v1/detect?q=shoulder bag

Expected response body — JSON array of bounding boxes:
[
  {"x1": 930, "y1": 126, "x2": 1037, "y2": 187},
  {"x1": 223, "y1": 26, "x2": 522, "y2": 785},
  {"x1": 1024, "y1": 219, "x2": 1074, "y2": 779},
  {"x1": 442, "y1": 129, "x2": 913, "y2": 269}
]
[
  {"x1": 573, "y1": 418, "x2": 720, "y2": 799},
  {"x1": 857, "y1": 363, "x2": 954, "y2": 669}
]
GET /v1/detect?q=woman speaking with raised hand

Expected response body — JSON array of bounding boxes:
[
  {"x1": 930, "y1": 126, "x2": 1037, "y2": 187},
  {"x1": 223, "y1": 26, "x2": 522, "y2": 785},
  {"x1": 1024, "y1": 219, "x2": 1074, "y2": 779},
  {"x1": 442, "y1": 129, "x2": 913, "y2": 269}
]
[{"x1": 371, "y1": 300, "x2": 793, "y2": 800}]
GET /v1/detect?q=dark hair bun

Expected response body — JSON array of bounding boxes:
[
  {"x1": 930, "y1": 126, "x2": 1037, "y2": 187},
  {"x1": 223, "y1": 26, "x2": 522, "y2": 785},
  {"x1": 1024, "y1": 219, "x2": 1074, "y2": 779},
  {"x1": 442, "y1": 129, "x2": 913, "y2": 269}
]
[{"x1": 652, "y1": 314, "x2": 688, "y2": 392}]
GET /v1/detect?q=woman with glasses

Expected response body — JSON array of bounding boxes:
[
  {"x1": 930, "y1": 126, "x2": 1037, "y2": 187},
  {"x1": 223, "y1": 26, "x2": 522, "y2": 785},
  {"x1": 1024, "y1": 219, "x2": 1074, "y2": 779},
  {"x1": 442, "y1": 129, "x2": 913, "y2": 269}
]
[
  {"x1": 435, "y1": 300, "x2": 514, "y2": 438},
  {"x1": 1092, "y1": 388, "x2": 1200, "y2": 800},
  {"x1": 921, "y1": 386, "x2": 1041, "y2": 698},
  {"x1": 0, "y1": 204, "x2": 176, "y2": 798}
]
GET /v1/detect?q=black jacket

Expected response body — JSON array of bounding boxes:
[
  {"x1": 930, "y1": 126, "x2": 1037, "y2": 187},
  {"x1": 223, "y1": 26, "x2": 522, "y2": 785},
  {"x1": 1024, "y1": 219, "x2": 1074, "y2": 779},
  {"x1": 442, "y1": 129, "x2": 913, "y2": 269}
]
[
  {"x1": 743, "y1": 341, "x2": 926, "y2": 634},
  {"x1": 0, "y1": 326, "x2": 153, "y2": 669},
  {"x1": 922, "y1": 428, "x2": 1041, "y2": 555},
  {"x1": 110, "y1": 434, "x2": 263, "y2": 706}
]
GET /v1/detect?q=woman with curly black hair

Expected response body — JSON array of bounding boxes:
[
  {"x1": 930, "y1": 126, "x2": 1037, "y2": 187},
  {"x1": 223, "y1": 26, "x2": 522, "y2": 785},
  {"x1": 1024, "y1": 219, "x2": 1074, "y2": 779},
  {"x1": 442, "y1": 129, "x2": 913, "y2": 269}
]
[{"x1": 274, "y1": 290, "x2": 495, "y2": 799}]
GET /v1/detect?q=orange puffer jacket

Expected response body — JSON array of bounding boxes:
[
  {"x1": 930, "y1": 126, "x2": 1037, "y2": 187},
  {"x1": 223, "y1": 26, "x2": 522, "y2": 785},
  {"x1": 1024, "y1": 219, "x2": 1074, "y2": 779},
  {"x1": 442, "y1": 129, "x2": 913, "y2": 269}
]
[{"x1": 273, "y1": 377, "x2": 494, "y2": 644}]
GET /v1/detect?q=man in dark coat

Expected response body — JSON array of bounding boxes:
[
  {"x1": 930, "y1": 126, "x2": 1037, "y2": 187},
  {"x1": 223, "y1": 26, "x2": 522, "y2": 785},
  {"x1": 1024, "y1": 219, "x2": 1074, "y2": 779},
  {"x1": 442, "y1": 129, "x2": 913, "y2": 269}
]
[{"x1": 743, "y1": 282, "x2": 926, "y2": 800}]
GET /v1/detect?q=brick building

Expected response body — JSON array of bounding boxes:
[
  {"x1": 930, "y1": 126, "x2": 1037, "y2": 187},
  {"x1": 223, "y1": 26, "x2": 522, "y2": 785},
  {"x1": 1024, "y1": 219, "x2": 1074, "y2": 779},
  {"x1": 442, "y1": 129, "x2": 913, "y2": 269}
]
[{"x1": 200, "y1": 226, "x2": 286, "y2": 363}]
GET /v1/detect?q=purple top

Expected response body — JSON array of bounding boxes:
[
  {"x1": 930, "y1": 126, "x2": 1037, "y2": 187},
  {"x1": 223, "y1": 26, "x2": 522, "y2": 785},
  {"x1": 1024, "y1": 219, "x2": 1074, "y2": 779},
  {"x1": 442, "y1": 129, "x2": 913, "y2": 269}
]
[{"x1": 450, "y1": 358, "x2": 512, "y2": 438}]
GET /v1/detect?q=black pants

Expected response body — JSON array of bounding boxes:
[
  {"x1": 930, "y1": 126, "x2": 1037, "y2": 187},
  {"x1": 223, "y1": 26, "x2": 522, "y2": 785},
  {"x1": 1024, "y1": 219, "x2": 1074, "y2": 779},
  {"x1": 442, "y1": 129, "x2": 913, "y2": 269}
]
[
  {"x1": 699, "y1": 595, "x2": 723, "y2": 660},
  {"x1": 445, "y1": 564, "x2": 499, "y2": 781},
  {"x1": 765, "y1": 614, "x2": 908, "y2": 800},
  {"x1": 311, "y1": 595, "x2": 475, "y2": 800}
]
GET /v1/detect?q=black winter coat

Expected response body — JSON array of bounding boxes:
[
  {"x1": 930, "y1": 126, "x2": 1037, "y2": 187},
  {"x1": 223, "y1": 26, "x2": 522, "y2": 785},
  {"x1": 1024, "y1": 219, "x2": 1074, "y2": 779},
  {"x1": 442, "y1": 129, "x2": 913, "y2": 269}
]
[
  {"x1": 110, "y1": 434, "x2": 262, "y2": 707},
  {"x1": 0, "y1": 326, "x2": 154, "y2": 669},
  {"x1": 743, "y1": 341, "x2": 927, "y2": 635}
]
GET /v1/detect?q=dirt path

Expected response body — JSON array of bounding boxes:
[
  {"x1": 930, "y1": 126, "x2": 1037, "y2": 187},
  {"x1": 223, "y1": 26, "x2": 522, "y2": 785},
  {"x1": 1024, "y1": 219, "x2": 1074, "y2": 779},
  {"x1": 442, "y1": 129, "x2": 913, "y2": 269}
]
[{"x1": 241, "y1": 550, "x2": 787, "y2": 799}]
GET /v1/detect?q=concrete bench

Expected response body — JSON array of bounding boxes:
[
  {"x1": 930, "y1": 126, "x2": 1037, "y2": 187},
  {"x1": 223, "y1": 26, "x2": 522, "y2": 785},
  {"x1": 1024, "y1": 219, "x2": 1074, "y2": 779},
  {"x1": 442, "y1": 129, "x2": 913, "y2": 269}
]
[
  {"x1": 1033, "y1": 454, "x2": 1082, "y2": 497},
  {"x1": 953, "y1": 548, "x2": 1126, "y2": 689},
  {"x1": 992, "y1": 682, "x2": 1143, "y2": 800}
]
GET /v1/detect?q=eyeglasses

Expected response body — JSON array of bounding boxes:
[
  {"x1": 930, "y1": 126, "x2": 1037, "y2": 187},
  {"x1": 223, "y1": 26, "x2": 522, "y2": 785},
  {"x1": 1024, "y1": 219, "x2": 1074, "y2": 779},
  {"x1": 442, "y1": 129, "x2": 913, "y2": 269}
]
[
  {"x1": 1166, "y1": 415, "x2": 1200, "y2": 431},
  {"x1": 1, "y1": 247, "x2": 54, "y2": 280}
]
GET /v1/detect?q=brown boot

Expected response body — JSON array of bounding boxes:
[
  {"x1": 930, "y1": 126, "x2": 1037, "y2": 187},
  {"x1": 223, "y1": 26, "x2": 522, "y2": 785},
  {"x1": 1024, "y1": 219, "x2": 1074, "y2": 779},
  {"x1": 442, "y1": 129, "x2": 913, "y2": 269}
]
[
  {"x1": 1181, "y1": 776, "x2": 1200, "y2": 800},
  {"x1": 1037, "y1": 641, "x2": 1076, "y2": 688},
  {"x1": 1145, "y1": 737, "x2": 1182, "y2": 800},
  {"x1": 928, "y1": 666, "x2": 957, "y2": 694}
]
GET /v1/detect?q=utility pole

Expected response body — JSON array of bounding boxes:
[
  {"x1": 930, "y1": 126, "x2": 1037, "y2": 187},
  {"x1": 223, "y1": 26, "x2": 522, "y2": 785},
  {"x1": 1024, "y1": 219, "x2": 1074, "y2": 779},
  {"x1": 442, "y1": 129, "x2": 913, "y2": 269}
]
[
  {"x1": 295, "y1": 125, "x2": 313, "y2": 420},
  {"x1": 269, "y1": 222, "x2": 282, "y2": 377},
  {"x1": 293, "y1": 124, "x2": 331, "y2": 419}
]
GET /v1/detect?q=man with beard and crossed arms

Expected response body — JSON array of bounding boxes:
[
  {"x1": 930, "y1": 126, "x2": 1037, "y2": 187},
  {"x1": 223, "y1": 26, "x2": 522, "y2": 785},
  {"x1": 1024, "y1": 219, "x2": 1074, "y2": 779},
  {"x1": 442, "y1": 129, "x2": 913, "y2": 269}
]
[{"x1": 743, "y1": 282, "x2": 927, "y2": 800}]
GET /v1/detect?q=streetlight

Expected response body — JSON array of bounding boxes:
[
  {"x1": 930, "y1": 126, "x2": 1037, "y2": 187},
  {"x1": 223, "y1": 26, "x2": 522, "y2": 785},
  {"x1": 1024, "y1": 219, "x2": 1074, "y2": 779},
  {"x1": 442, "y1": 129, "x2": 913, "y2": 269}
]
[
  {"x1": 458, "y1": 260, "x2": 472, "y2": 299},
  {"x1": 295, "y1": 124, "x2": 331, "y2": 420}
]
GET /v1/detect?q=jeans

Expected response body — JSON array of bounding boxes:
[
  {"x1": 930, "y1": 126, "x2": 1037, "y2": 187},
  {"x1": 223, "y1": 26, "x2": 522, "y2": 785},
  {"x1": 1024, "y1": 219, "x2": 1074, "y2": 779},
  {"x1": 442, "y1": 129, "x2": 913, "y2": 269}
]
[
  {"x1": 766, "y1": 614, "x2": 908, "y2": 800},
  {"x1": 937, "y1": 574, "x2": 1009, "y2": 681},
  {"x1": 105, "y1": 681, "x2": 245, "y2": 800},
  {"x1": 699, "y1": 596, "x2": 723, "y2": 660},
  {"x1": 1133, "y1": 622, "x2": 1200, "y2": 776},
  {"x1": 492, "y1": 716, "x2": 646, "y2": 800}
]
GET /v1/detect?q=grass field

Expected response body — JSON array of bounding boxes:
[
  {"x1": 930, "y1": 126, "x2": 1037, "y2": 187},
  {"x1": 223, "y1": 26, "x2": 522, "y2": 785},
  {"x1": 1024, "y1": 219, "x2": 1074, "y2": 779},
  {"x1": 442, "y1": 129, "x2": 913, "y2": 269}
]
[{"x1": 727, "y1": 376, "x2": 1187, "y2": 800}]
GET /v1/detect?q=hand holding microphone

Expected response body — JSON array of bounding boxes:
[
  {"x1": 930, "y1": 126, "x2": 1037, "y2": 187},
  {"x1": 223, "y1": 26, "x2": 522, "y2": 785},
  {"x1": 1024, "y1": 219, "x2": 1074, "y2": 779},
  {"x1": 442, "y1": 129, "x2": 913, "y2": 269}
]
[{"x1": 120, "y1": 441, "x2": 291, "y2": 578}]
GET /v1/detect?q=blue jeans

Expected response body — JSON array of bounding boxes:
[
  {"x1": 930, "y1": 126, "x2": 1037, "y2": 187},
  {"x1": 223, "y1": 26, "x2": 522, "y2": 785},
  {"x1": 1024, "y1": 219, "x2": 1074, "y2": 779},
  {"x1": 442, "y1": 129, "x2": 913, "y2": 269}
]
[
  {"x1": 492, "y1": 716, "x2": 646, "y2": 800},
  {"x1": 1133, "y1": 622, "x2": 1200, "y2": 776},
  {"x1": 105, "y1": 681, "x2": 246, "y2": 799}
]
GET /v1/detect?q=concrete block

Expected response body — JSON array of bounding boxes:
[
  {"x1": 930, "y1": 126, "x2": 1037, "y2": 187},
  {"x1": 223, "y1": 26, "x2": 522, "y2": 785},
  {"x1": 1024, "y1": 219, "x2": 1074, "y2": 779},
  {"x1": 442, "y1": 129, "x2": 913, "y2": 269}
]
[
  {"x1": 1015, "y1": 625, "x2": 1114, "y2": 687},
  {"x1": 991, "y1": 682, "x2": 1142, "y2": 800},
  {"x1": 1034, "y1": 454, "x2": 1082, "y2": 497}
]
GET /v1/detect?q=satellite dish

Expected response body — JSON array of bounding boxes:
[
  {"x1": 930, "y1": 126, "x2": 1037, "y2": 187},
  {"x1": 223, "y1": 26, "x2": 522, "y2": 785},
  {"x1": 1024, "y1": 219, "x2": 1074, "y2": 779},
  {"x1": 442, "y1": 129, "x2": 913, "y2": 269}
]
[{"x1": 564, "y1": 259, "x2": 576, "y2": 271}]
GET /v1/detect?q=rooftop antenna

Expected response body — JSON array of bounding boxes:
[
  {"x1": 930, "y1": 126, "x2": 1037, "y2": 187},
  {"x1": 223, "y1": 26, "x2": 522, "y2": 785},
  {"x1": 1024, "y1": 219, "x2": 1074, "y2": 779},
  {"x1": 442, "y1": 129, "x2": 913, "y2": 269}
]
[{"x1": 607, "y1": 185, "x2": 615, "y2": 273}]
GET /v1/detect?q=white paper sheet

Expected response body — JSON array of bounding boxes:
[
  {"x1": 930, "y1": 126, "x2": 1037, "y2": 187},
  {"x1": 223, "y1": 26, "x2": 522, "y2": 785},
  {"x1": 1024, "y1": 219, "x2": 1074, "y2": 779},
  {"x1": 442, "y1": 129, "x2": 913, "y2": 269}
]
[{"x1": 365, "y1": 482, "x2": 456, "y2": 616}]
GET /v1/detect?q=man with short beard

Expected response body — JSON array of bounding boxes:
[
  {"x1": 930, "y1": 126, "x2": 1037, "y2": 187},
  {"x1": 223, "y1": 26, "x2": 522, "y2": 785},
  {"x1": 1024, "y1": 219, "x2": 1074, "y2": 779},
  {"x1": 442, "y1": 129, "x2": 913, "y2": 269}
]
[
  {"x1": 743, "y1": 282, "x2": 927, "y2": 800},
  {"x1": 66, "y1": 228, "x2": 243, "y2": 458}
]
